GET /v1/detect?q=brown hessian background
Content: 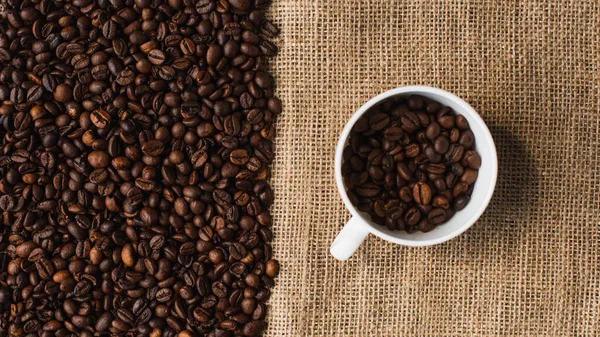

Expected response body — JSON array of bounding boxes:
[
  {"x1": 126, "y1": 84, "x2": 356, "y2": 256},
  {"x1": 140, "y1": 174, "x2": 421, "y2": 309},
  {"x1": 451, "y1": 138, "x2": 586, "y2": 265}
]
[{"x1": 264, "y1": 1, "x2": 599, "y2": 336}]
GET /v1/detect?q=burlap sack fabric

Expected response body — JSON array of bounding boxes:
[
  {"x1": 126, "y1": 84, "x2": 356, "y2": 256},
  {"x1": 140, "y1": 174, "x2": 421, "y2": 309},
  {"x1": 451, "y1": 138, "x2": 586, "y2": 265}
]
[{"x1": 264, "y1": 1, "x2": 599, "y2": 336}]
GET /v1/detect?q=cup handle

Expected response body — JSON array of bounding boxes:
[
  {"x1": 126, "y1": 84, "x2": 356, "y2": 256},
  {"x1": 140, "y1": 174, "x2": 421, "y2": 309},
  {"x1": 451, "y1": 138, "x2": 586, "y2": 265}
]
[{"x1": 330, "y1": 217, "x2": 370, "y2": 261}]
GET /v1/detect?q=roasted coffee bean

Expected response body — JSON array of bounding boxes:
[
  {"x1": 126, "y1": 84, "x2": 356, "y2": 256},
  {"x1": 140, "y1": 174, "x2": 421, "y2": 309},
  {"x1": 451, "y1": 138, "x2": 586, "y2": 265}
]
[
  {"x1": 373, "y1": 200, "x2": 386, "y2": 217},
  {"x1": 405, "y1": 143, "x2": 420, "y2": 158},
  {"x1": 434, "y1": 136, "x2": 450, "y2": 154},
  {"x1": 95, "y1": 313, "x2": 112, "y2": 332},
  {"x1": 91, "y1": 109, "x2": 111, "y2": 129},
  {"x1": 369, "y1": 113, "x2": 390, "y2": 131},
  {"x1": 342, "y1": 96, "x2": 481, "y2": 232},
  {"x1": 445, "y1": 144, "x2": 465, "y2": 163},
  {"x1": 418, "y1": 219, "x2": 435, "y2": 232},
  {"x1": 432, "y1": 196, "x2": 450, "y2": 209},
  {"x1": 412, "y1": 182, "x2": 432, "y2": 205},
  {"x1": 453, "y1": 182, "x2": 470, "y2": 198},
  {"x1": 395, "y1": 112, "x2": 416, "y2": 132},
  {"x1": 461, "y1": 168, "x2": 479, "y2": 185},
  {"x1": 27, "y1": 85, "x2": 43, "y2": 101},
  {"x1": 230, "y1": 149, "x2": 250, "y2": 165},
  {"x1": 453, "y1": 194, "x2": 470, "y2": 211},
  {"x1": 462, "y1": 150, "x2": 482, "y2": 169},
  {"x1": 450, "y1": 128, "x2": 460, "y2": 143},
  {"x1": 355, "y1": 183, "x2": 381, "y2": 197},
  {"x1": 428, "y1": 208, "x2": 447, "y2": 224},
  {"x1": 451, "y1": 163, "x2": 465, "y2": 177},
  {"x1": 148, "y1": 49, "x2": 167, "y2": 65},
  {"x1": 456, "y1": 115, "x2": 470, "y2": 129},
  {"x1": 404, "y1": 207, "x2": 421, "y2": 226},
  {"x1": 243, "y1": 320, "x2": 265, "y2": 337},
  {"x1": 426, "y1": 163, "x2": 446, "y2": 175},
  {"x1": 408, "y1": 95, "x2": 425, "y2": 110},
  {"x1": 53, "y1": 83, "x2": 73, "y2": 102},
  {"x1": 445, "y1": 172, "x2": 459, "y2": 189},
  {"x1": 425, "y1": 122, "x2": 441, "y2": 140},
  {"x1": 438, "y1": 115, "x2": 455, "y2": 129},
  {"x1": 261, "y1": 20, "x2": 280, "y2": 38}
]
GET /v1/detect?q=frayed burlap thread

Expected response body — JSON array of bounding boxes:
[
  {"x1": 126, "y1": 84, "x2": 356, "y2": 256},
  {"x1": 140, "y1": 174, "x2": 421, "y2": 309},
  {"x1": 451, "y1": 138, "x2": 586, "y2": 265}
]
[{"x1": 265, "y1": 1, "x2": 599, "y2": 336}]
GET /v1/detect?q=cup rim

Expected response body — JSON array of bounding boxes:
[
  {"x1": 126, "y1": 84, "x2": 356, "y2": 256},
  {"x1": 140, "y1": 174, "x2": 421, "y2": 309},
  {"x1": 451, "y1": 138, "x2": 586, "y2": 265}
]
[{"x1": 334, "y1": 85, "x2": 498, "y2": 246}]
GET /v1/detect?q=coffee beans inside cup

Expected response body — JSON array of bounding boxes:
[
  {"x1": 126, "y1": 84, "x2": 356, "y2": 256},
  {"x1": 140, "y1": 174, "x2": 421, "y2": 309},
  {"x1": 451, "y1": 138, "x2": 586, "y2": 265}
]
[{"x1": 341, "y1": 95, "x2": 482, "y2": 233}]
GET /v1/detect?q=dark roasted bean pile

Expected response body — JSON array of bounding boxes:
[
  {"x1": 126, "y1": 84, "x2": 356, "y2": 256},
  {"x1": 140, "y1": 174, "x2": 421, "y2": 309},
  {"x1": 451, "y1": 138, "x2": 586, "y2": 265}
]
[
  {"x1": 342, "y1": 95, "x2": 481, "y2": 233},
  {"x1": 0, "y1": 0, "x2": 280, "y2": 336}
]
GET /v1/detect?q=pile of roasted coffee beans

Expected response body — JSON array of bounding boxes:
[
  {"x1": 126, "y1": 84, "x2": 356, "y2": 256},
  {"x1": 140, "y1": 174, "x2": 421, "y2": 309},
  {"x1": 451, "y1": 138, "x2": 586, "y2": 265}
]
[
  {"x1": 342, "y1": 95, "x2": 482, "y2": 233},
  {"x1": 0, "y1": 0, "x2": 280, "y2": 336}
]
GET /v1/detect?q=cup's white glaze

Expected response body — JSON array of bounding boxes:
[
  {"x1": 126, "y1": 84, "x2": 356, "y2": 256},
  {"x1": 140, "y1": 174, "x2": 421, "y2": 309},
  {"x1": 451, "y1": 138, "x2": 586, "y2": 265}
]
[{"x1": 330, "y1": 86, "x2": 498, "y2": 261}]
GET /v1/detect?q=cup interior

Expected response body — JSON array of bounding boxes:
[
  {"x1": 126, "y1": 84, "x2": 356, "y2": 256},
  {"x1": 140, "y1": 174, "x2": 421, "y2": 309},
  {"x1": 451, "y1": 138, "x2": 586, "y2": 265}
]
[{"x1": 335, "y1": 86, "x2": 498, "y2": 246}]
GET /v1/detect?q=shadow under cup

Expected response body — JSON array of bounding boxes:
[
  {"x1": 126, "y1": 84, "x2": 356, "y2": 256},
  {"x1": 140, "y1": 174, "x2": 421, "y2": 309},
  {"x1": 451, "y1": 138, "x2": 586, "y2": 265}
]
[{"x1": 335, "y1": 87, "x2": 498, "y2": 247}]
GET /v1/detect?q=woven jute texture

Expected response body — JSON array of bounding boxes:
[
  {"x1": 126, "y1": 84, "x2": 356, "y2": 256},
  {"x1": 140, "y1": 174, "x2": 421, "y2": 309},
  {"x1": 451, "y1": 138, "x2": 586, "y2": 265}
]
[{"x1": 264, "y1": 1, "x2": 599, "y2": 336}]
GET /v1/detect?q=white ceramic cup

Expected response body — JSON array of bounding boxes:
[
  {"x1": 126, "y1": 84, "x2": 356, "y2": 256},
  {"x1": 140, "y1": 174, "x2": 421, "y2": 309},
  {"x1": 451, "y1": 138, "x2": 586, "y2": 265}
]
[{"x1": 330, "y1": 86, "x2": 498, "y2": 261}]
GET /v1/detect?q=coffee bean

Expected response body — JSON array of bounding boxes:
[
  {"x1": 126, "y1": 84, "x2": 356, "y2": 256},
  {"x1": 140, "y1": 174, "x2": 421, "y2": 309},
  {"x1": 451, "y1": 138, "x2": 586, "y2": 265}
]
[
  {"x1": 462, "y1": 150, "x2": 482, "y2": 169},
  {"x1": 355, "y1": 183, "x2": 381, "y2": 197},
  {"x1": 428, "y1": 208, "x2": 447, "y2": 224},
  {"x1": 27, "y1": 85, "x2": 43, "y2": 101},
  {"x1": 142, "y1": 140, "x2": 164, "y2": 156},
  {"x1": 53, "y1": 83, "x2": 72, "y2": 102},
  {"x1": 453, "y1": 195, "x2": 470, "y2": 211},
  {"x1": 369, "y1": 113, "x2": 390, "y2": 130},
  {"x1": 456, "y1": 115, "x2": 470, "y2": 129},
  {"x1": 425, "y1": 122, "x2": 441, "y2": 140},
  {"x1": 400, "y1": 111, "x2": 420, "y2": 131},
  {"x1": 434, "y1": 136, "x2": 450, "y2": 154},
  {"x1": 451, "y1": 163, "x2": 465, "y2": 177},
  {"x1": 453, "y1": 182, "x2": 469, "y2": 198},
  {"x1": 179, "y1": 242, "x2": 196, "y2": 255},
  {"x1": 407, "y1": 95, "x2": 425, "y2": 110},
  {"x1": 412, "y1": 182, "x2": 432, "y2": 205},
  {"x1": 0, "y1": 195, "x2": 15, "y2": 211},
  {"x1": 41, "y1": 74, "x2": 57, "y2": 92},
  {"x1": 230, "y1": 0, "x2": 251, "y2": 11},
  {"x1": 405, "y1": 143, "x2": 420, "y2": 158},
  {"x1": 438, "y1": 115, "x2": 455, "y2": 129},
  {"x1": 95, "y1": 313, "x2": 112, "y2": 332},
  {"x1": 230, "y1": 149, "x2": 250, "y2": 165},
  {"x1": 207, "y1": 44, "x2": 224, "y2": 66},
  {"x1": 243, "y1": 321, "x2": 265, "y2": 337},
  {"x1": 426, "y1": 101, "x2": 441, "y2": 114},
  {"x1": 179, "y1": 38, "x2": 195, "y2": 56},
  {"x1": 418, "y1": 218, "x2": 435, "y2": 232},
  {"x1": 432, "y1": 196, "x2": 450, "y2": 209},
  {"x1": 156, "y1": 288, "x2": 173, "y2": 302},
  {"x1": 148, "y1": 49, "x2": 166, "y2": 65},
  {"x1": 445, "y1": 172, "x2": 459, "y2": 189},
  {"x1": 445, "y1": 144, "x2": 465, "y2": 163},
  {"x1": 461, "y1": 168, "x2": 479, "y2": 185},
  {"x1": 117, "y1": 308, "x2": 135, "y2": 325},
  {"x1": 449, "y1": 128, "x2": 460, "y2": 143},
  {"x1": 121, "y1": 243, "x2": 135, "y2": 267},
  {"x1": 90, "y1": 109, "x2": 111, "y2": 129},
  {"x1": 265, "y1": 259, "x2": 280, "y2": 278},
  {"x1": 459, "y1": 130, "x2": 475, "y2": 148},
  {"x1": 260, "y1": 40, "x2": 278, "y2": 56},
  {"x1": 368, "y1": 166, "x2": 384, "y2": 182},
  {"x1": 196, "y1": 0, "x2": 216, "y2": 13},
  {"x1": 87, "y1": 151, "x2": 110, "y2": 169},
  {"x1": 426, "y1": 163, "x2": 446, "y2": 175},
  {"x1": 404, "y1": 207, "x2": 421, "y2": 226},
  {"x1": 261, "y1": 20, "x2": 280, "y2": 38}
]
